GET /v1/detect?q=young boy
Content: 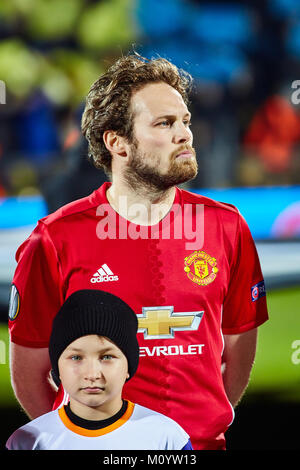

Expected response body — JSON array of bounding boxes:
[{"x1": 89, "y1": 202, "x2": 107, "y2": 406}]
[{"x1": 6, "y1": 289, "x2": 192, "y2": 450}]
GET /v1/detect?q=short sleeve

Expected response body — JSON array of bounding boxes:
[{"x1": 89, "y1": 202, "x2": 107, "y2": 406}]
[
  {"x1": 222, "y1": 214, "x2": 269, "y2": 334},
  {"x1": 164, "y1": 416, "x2": 192, "y2": 450},
  {"x1": 182, "y1": 438, "x2": 193, "y2": 450},
  {"x1": 8, "y1": 221, "x2": 64, "y2": 347},
  {"x1": 6, "y1": 426, "x2": 39, "y2": 450}
]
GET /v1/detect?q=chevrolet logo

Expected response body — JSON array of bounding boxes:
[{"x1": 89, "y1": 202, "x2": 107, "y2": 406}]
[{"x1": 137, "y1": 306, "x2": 204, "y2": 339}]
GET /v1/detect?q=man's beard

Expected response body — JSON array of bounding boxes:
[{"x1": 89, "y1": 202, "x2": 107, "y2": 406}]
[{"x1": 123, "y1": 140, "x2": 198, "y2": 192}]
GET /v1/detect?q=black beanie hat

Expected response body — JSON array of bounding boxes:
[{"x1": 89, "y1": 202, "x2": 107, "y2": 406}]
[{"x1": 49, "y1": 290, "x2": 139, "y2": 387}]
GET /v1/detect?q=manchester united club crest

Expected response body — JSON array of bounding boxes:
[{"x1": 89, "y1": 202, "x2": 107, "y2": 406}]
[{"x1": 184, "y1": 250, "x2": 218, "y2": 286}]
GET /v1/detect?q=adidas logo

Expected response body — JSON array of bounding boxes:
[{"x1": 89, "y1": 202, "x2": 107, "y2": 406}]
[{"x1": 90, "y1": 264, "x2": 119, "y2": 283}]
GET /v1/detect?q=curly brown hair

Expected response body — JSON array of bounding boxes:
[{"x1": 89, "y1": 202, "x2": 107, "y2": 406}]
[{"x1": 81, "y1": 54, "x2": 193, "y2": 176}]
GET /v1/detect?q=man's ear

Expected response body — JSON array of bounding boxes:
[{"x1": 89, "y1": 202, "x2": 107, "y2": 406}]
[{"x1": 103, "y1": 130, "x2": 128, "y2": 157}]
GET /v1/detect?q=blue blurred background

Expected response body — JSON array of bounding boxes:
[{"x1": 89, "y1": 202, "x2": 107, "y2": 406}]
[{"x1": 0, "y1": 0, "x2": 300, "y2": 450}]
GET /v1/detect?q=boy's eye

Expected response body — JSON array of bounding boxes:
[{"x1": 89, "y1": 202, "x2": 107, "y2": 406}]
[
  {"x1": 102, "y1": 355, "x2": 113, "y2": 361},
  {"x1": 71, "y1": 355, "x2": 81, "y2": 361}
]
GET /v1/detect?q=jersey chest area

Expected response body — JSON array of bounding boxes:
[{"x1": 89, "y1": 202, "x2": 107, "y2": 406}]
[{"x1": 60, "y1": 234, "x2": 231, "y2": 326}]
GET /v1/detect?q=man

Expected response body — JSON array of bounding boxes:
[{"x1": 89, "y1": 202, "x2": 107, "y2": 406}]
[{"x1": 9, "y1": 54, "x2": 268, "y2": 450}]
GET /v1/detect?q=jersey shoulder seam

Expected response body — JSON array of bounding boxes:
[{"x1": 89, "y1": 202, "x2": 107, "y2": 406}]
[
  {"x1": 39, "y1": 193, "x2": 100, "y2": 228},
  {"x1": 179, "y1": 188, "x2": 240, "y2": 214}
]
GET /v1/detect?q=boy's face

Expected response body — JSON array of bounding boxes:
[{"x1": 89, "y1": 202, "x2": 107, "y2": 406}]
[{"x1": 58, "y1": 335, "x2": 129, "y2": 419}]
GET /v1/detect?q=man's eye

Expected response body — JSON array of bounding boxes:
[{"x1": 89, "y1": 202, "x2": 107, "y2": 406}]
[
  {"x1": 157, "y1": 120, "x2": 170, "y2": 127},
  {"x1": 183, "y1": 120, "x2": 192, "y2": 127}
]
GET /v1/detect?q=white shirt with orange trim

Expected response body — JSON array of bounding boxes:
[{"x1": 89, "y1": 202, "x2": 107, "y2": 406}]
[{"x1": 6, "y1": 401, "x2": 191, "y2": 450}]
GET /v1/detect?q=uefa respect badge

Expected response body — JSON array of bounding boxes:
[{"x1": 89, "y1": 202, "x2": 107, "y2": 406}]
[
  {"x1": 0, "y1": 80, "x2": 5, "y2": 104},
  {"x1": 251, "y1": 281, "x2": 266, "y2": 302}
]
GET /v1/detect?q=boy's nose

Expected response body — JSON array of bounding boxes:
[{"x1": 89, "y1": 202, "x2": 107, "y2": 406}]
[{"x1": 84, "y1": 361, "x2": 103, "y2": 381}]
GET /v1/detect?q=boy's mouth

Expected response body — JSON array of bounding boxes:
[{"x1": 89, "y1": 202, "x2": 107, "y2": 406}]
[{"x1": 81, "y1": 386, "x2": 105, "y2": 393}]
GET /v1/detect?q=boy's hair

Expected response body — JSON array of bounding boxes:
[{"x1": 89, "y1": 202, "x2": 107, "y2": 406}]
[
  {"x1": 81, "y1": 53, "x2": 193, "y2": 176},
  {"x1": 49, "y1": 289, "x2": 139, "y2": 387}
]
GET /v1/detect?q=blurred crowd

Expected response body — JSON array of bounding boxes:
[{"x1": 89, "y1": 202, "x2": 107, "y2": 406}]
[{"x1": 1, "y1": 0, "x2": 300, "y2": 213}]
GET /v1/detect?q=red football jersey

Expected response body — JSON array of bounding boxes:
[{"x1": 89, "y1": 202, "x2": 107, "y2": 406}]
[{"x1": 8, "y1": 182, "x2": 268, "y2": 450}]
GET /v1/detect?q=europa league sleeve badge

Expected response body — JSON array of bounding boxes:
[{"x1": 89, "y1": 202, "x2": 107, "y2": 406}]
[{"x1": 8, "y1": 284, "x2": 20, "y2": 321}]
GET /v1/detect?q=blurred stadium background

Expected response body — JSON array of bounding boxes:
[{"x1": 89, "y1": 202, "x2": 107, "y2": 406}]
[{"x1": 0, "y1": 0, "x2": 299, "y2": 450}]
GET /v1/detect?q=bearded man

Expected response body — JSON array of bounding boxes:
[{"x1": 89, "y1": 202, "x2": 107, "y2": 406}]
[{"x1": 9, "y1": 54, "x2": 268, "y2": 450}]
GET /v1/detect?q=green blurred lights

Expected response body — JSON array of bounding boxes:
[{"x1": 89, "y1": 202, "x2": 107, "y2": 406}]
[{"x1": 0, "y1": 0, "x2": 137, "y2": 104}]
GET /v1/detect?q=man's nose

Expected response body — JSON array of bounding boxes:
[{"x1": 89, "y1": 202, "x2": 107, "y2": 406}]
[{"x1": 173, "y1": 122, "x2": 192, "y2": 145}]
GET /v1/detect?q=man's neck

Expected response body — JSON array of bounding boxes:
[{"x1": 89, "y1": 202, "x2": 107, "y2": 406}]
[{"x1": 107, "y1": 178, "x2": 176, "y2": 226}]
